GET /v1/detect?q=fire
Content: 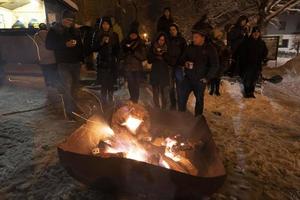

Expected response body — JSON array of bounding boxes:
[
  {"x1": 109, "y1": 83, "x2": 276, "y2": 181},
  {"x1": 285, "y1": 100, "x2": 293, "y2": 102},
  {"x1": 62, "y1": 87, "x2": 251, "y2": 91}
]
[
  {"x1": 105, "y1": 139, "x2": 148, "y2": 162},
  {"x1": 90, "y1": 105, "x2": 197, "y2": 175},
  {"x1": 164, "y1": 137, "x2": 181, "y2": 162},
  {"x1": 159, "y1": 156, "x2": 170, "y2": 169},
  {"x1": 121, "y1": 115, "x2": 143, "y2": 134}
]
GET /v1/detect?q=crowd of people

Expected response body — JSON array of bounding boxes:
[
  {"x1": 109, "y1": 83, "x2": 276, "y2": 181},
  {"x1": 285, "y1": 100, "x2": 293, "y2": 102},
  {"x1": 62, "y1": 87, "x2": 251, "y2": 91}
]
[{"x1": 34, "y1": 8, "x2": 268, "y2": 121}]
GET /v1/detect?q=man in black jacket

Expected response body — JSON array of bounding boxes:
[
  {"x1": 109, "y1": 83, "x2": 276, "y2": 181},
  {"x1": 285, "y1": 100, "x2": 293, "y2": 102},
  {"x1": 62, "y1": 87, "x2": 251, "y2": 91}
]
[
  {"x1": 239, "y1": 27, "x2": 268, "y2": 98},
  {"x1": 92, "y1": 16, "x2": 120, "y2": 103},
  {"x1": 121, "y1": 23, "x2": 147, "y2": 103},
  {"x1": 178, "y1": 21, "x2": 219, "y2": 116},
  {"x1": 157, "y1": 7, "x2": 174, "y2": 34},
  {"x1": 167, "y1": 23, "x2": 187, "y2": 109},
  {"x1": 46, "y1": 10, "x2": 84, "y2": 120}
]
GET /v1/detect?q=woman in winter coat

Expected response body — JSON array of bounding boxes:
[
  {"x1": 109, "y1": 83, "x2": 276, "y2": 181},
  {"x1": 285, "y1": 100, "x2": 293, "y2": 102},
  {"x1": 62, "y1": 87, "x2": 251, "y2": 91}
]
[
  {"x1": 238, "y1": 27, "x2": 268, "y2": 98},
  {"x1": 227, "y1": 15, "x2": 249, "y2": 76},
  {"x1": 167, "y1": 23, "x2": 187, "y2": 109},
  {"x1": 148, "y1": 32, "x2": 170, "y2": 109},
  {"x1": 92, "y1": 16, "x2": 120, "y2": 103},
  {"x1": 121, "y1": 23, "x2": 147, "y2": 103}
]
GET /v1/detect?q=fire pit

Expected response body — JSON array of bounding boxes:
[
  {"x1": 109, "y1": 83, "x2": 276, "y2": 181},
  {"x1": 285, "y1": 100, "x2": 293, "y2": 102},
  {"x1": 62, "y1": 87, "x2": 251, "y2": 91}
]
[{"x1": 57, "y1": 103, "x2": 226, "y2": 199}]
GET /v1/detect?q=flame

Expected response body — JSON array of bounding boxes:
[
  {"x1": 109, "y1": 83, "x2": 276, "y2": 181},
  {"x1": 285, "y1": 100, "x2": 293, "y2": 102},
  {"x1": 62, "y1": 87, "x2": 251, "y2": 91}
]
[
  {"x1": 164, "y1": 137, "x2": 181, "y2": 162},
  {"x1": 159, "y1": 157, "x2": 170, "y2": 169},
  {"x1": 90, "y1": 114, "x2": 196, "y2": 173},
  {"x1": 105, "y1": 139, "x2": 148, "y2": 162},
  {"x1": 122, "y1": 115, "x2": 143, "y2": 134}
]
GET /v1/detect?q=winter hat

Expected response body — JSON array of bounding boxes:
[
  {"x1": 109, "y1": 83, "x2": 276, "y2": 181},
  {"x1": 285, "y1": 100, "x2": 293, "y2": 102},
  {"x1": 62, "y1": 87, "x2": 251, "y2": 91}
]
[
  {"x1": 100, "y1": 16, "x2": 112, "y2": 27},
  {"x1": 192, "y1": 15, "x2": 213, "y2": 36},
  {"x1": 62, "y1": 10, "x2": 76, "y2": 19},
  {"x1": 251, "y1": 26, "x2": 261, "y2": 34},
  {"x1": 38, "y1": 23, "x2": 47, "y2": 30},
  {"x1": 169, "y1": 23, "x2": 179, "y2": 32},
  {"x1": 163, "y1": 7, "x2": 171, "y2": 12},
  {"x1": 128, "y1": 21, "x2": 139, "y2": 35}
]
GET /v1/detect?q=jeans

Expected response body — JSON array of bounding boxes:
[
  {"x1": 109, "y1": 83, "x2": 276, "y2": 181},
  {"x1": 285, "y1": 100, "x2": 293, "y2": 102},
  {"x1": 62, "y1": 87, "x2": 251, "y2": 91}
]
[
  {"x1": 40, "y1": 64, "x2": 59, "y2": 88},
  {"x1": 125, "y1": 71, "x2": 141, "y2": 103},
  {"x1": 169, "y1": 67, "x2": 184, "y2": 109},
  {"x1": 178, "y1": 79, "x2": 206, "y2": 116},
  {"x1": 57, "y1": 63, "x2": 81, "y2": 117}
]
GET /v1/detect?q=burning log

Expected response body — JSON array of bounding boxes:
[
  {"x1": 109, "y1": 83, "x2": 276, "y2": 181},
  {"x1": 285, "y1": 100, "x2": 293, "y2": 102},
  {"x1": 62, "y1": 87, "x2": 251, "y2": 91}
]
[
  {"x1": 176, "y1": 156, "x2": 198, "y2": 176},
  {"x1": 92, "y1": 148, "x2": 124, "y2": 158},
  {"x1": 160, "y1": 155, "x2": 189, "y2": 174},
  {"x1": 111, "y1": 102, "x2": 151, "y2": 140}
]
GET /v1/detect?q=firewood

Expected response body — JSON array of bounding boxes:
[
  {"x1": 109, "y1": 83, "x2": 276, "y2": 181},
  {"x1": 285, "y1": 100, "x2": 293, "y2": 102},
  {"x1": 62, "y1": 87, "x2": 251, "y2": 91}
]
[{"x1": 160, "y1": 155, "x2": 189, "y2": 174}]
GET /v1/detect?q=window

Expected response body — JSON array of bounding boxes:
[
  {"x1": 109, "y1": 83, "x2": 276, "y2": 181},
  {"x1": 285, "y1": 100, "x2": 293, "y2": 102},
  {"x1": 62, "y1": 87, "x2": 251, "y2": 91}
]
[
  {"x1": 279, "y1": 21, "x2": 287, "y2": 31},
  {"x1": 279, "y1": 39, "x2": 289, "y2": 48},
  {"x1": 0, "y1": 0, "x2": 46, "y2": 29}
]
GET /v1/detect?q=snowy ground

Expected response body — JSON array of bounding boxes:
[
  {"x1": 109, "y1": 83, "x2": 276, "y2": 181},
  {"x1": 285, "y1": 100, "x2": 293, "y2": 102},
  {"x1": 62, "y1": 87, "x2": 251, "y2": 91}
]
[{"x1": 0, "y1": 70, "x2": 299, "y2": 199}]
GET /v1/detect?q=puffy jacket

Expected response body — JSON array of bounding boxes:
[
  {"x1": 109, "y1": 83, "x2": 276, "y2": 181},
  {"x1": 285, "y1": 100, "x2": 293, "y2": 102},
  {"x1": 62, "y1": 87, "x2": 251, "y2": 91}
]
[
  {"x1": 46, "y1": 23, "x2": 83, "y2": 63},
  {"x1": 180, "y1": 42, "x2": 219, "y2": 82},
  {"x1": 121, "y1": 37, "x2": 147, "y2": 71}
]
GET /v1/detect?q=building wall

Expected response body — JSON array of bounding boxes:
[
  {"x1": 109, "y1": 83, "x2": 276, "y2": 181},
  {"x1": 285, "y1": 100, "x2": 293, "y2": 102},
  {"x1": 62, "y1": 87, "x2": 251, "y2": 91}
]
[{"x1": 266, "y1": 13, "x2": 300, "y2": 54}]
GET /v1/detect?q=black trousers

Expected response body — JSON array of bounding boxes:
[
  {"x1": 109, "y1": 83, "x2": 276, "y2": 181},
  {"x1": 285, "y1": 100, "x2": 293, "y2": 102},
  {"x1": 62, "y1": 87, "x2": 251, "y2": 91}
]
[
  {"x1": 242, "y1": 69, "x2": 259, "y2": 95},
  {"x1": 169, "y1": 67, "x2": 184, "y2": 110},
  {"x1": 97, "y1": 68, "x2": 116, "y2": 103},
  {"x1": 152, "y1": 84, "x2": 170, "y2": 110},
  {"x1": 178, "y1": 79, "x2": 206, "y2": 116},
  {"x1": 125, "y1": 71, "x2": 141, "y2": 103},
  {"x1": 209, "y1": 78, "x2": 221, "y2": 94}
]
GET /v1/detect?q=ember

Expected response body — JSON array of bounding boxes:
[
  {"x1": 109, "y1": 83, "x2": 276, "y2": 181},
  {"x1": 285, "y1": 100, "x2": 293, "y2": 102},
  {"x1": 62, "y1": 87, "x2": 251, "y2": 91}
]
[{"x1": 90, "y1": 103, "x2": 198, "y2": 175}]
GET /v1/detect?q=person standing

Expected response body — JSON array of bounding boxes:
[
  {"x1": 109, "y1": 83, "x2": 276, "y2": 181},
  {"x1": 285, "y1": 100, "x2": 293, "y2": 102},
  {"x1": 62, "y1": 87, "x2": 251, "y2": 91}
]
[
  {"x1": 227, "y1": 15, "x2": 249, "y2": 77},
  {"x1": 92, "y1": 16, "x2": 120, "y2": 103},
  {"x1": 178, "y1": 20, "x2": 219, "y2": 116},
  {"x1": 34, "y1": 23, "x2": 58, "y2": 89},
  {"x1": 167, "y1": 23, "x2": 187, "y2": 109},
  {"x1": 46, "y1": 10, "x2": 84, "y2": 120},
  {"x1": 239, "y1": 27, "x2": 268, "y2": 98},
  {"x1": 209, "y1": 29, "x2": 231, "y2": 96},
  {"x1": 121, "y1": 23, "x2": 147, "y2": 103},
  {"x1": 148, "y1": 33, "x2": 170, "y2": 109},
  {"x1": 157, "y1": 7, "x2": 174, "y2": 34}
]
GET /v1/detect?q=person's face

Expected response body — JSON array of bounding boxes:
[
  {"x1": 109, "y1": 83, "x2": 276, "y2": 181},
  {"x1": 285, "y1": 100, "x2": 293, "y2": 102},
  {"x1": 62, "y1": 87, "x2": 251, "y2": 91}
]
[
  {"x1": 252, "y1": 31, "x2": 261, "y2": 39},
  {"x1": 193, "y1": 33, "x2": 205, "y2": 46},
  {"x1": 164, "y1": 10, "x2": 170, "y2": 18},
  {"x1": 170, "y1": 26, "x2": 178, "y2": 37},
  {"x1": 101, "y1": 21, "x2": 110, "y2": 32},
  {"x1": 158, "y1": 36, "x2": 166, "y2": 46},
  {"x1": 130, "y1": 33, "x2": 138, "y2": 40},
  {"x1": 241, "y1": 20, "x2": 247, "y2": 27},
  {"x1": 62, "y1": 18, "x2": 74, "y2": 28}
]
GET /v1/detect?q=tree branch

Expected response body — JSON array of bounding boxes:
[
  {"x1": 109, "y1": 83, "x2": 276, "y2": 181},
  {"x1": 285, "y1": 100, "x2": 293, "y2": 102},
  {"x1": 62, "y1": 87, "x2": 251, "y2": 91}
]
[{"x1": 265, "y1": 0, "x2": 300, "y2": 23}]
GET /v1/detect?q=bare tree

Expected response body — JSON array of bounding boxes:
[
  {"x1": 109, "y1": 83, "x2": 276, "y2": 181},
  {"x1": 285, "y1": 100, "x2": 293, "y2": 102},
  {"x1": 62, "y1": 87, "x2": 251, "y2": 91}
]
[{"x1": 203, "y1": 0, "x2": 300, "y2": 27}]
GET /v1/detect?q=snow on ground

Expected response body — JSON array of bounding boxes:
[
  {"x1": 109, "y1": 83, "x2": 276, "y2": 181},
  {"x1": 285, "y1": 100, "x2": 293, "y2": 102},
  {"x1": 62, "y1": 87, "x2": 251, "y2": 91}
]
[{"x1": 0, "y1": 72, "x2": 300, "y2": 199}]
